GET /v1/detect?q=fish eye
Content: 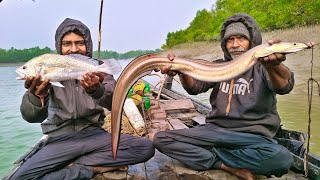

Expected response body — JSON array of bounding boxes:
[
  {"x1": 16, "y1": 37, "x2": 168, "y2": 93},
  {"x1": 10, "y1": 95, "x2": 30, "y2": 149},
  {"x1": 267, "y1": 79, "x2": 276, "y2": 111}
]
[
  {"x1": 22, "y1": 66, "x2": 27, "y2": 69},
  {"x1": 294, "y1": 43, "x2": 296, "y2": 45}
]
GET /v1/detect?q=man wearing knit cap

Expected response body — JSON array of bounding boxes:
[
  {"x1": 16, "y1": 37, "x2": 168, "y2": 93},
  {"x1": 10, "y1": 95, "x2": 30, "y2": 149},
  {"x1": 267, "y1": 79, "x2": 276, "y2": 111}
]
[
  {"x1": 154, "y1": 13, "x2": 297, "y2": 180},
  {"x1": 224, "y1": 22, "x2": 251, "y2": 41}
]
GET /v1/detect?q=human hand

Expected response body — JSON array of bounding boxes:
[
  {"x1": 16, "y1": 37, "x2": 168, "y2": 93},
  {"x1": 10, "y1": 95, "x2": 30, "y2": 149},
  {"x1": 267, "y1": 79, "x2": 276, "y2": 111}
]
[
  {"x1": 305, "y1": 41, "x2": 317, "y2": 48},
  {"x1": 258, "y1": 39, "x2": 286, "y2": 67},
  {"x1": 80, "y1": 71, "x2": 105, "y2": 93},
  {"x1": 154, "y1": 53, "x2": 180, "y2": 76},
  {"x1": 24, "y1": 75, "x2": 51, "y2": 97}
]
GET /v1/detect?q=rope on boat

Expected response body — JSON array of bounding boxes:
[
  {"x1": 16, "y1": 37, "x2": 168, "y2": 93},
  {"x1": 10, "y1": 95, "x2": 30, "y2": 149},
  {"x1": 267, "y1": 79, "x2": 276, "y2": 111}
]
[
  {"x1": 304, "y1": 46, "x2": 320, "y2": 177},
  {"x1": 156, "y1": 74, "x2": 168, "y2": 100}
]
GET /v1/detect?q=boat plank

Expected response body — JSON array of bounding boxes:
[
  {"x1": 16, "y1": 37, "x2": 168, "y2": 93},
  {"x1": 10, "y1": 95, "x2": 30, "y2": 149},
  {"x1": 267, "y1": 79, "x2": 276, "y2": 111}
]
[
  {"x1": 159, "y1": 99, "x2": 195, "y2": 111},
  {"x1": 192, "y1": 115, "x2": 206, "y2": 125},
  {"x1": 167, "y1": 110, "x2": 197, "y2": 121},
  {"x1": 168, "y1": 118, "x2": 189, "y2": 129},
  {"x1": 93, "y1": 171, "x2": 127, "y2": 180},
  {"x1": 127, "y1": 163, "x2": 148, "y2": 180},
  {"x1": 144, "y1": 150, "x2": 179, "y2": 180}
]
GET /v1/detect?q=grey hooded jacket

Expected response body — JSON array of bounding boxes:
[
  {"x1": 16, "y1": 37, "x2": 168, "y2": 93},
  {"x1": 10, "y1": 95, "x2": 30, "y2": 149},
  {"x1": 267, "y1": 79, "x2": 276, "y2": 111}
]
[
  {"x1": 182, "y1": 13, "x2": 294, "y2": 138},
  {"x1": 20, "y1": 18, "x2": 116, "y2": 137}
]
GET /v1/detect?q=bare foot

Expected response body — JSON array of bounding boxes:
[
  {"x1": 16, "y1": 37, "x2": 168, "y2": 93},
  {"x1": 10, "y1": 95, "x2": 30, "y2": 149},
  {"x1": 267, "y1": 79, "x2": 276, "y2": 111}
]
[
  {"x1": 93, "y1": 165, "x2": 128, "y2": 174},
  {"x1": 147, "y1": 132, "x2": 155, "y2": 141},
  {"x1": 220, "y1": 163, "x2": 255, "y2": 180}
]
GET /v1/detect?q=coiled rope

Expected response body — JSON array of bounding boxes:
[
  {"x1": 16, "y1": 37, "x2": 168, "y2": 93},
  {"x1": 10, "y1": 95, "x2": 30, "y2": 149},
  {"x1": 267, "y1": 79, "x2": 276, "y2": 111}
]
[{"x1": 304, "y1": 46, "x2": 320, "y2": 177}]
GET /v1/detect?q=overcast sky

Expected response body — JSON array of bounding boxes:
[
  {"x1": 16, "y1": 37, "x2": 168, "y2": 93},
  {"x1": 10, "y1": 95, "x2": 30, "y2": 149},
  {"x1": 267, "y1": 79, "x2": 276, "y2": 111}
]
[{"x1": 0, "y1": 0, "x2": 214, "y2": 52}]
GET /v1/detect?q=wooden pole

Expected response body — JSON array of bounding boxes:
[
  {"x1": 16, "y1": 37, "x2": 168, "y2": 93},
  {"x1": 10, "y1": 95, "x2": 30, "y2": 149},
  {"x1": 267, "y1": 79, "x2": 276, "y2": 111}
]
[{"x1": 97, "y1": 0, "x2": 104, "y2": 60}]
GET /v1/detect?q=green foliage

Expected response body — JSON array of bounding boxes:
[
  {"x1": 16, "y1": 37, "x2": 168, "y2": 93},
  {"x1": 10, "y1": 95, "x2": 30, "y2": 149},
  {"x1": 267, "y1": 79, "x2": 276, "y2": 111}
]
[
  {"x1": 92, "y1": 49, "x2": 161, "y2": 60},
  {"x1": 0, "y1": 47, "x2": 161, "y2": 63},
  {"x1": 0, "y1": 47, "x2": 53, "y2": 63},
  {"x1": 163, "y1": 0, "x2": 320, "y2": 48}
]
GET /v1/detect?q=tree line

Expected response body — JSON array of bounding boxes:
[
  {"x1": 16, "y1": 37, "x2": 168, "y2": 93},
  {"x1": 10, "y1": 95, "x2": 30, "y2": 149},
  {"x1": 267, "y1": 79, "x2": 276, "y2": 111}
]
[
  {"x1": 0, "y1": 47, "x2": 160, "y2": 63},
  {"x1": 162, "y1": 0, "x2": 320, "y2": 48},
  {"x1": 92, "y1": 49, "x2": 161, "y2": 60}
]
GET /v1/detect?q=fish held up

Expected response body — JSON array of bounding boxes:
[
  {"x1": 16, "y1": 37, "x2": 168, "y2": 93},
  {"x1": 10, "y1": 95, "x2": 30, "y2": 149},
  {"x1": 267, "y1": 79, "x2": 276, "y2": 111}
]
[
  {"x1": 110, "y1": 42, "x2": 316, "y2": 160},
  {"x1": 16, "y1": 53, "x2": 121, "y2": 87}
]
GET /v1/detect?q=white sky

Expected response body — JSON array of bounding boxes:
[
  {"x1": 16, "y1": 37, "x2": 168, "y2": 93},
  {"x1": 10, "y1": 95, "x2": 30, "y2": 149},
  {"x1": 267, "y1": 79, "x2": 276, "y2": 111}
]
[{"x1": 0, "y1": 0, "x2": 214, "y2": 52}]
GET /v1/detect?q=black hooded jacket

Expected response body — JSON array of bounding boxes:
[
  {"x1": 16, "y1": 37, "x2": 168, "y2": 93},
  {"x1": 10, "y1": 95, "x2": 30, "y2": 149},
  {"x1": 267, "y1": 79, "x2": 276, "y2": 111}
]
[
  {"x1": 20, "y1": 18, "x2": 116, "y2": 137},
  {"x1": 55, "y1": 18, "x2": 94, "y2": 58},
  {"x1": 182, "y1": 13, "x2": 295, "y2": 138}
]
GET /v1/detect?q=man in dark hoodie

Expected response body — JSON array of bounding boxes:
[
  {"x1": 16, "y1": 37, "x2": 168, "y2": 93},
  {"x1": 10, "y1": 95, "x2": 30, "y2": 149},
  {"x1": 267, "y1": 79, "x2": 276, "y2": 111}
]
[
  {"x1": 11, "y1": 18, "x2": 155, "y2": 180},
  {"x1": 153, "y1": 13, "x2": 296, "y2": 179}
]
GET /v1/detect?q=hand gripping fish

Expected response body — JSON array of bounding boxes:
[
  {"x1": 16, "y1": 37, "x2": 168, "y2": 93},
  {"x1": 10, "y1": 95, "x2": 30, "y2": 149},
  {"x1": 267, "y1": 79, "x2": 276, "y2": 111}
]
[
  {"x1": 16, "y1": 54, "x2": 121, "y2": 107},
  {"x1": 111, "y1": 42, "x2": 315, "y2": 159}
]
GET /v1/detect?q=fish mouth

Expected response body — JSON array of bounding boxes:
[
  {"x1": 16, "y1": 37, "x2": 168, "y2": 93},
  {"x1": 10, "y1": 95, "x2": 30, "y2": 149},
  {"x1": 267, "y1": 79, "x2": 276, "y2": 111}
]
[{"x1": 16, "y1": 69, "x2": 26, "y2": 80}]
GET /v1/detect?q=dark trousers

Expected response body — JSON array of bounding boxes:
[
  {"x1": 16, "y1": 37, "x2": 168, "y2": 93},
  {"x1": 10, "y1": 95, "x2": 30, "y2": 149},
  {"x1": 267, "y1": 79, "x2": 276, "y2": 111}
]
[
  {"x1": 10, "y1": 128, "x2": 155, "y2": 180},
  {"x1": 153, "y1": 123, "x2": 293, "y2": 177}
]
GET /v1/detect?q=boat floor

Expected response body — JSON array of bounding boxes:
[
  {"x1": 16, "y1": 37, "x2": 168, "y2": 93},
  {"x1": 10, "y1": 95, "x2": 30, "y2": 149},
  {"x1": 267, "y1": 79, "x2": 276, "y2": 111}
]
[{"x1": 95, "y1": 96, "x2": 308, "y2": 180}]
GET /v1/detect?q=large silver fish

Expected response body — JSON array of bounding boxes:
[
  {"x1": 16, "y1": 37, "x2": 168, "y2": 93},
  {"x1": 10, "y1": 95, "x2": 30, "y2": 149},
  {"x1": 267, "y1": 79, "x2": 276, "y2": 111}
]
[
  {"x1": 111, "y1": 42, "x2": 314, "y2": 159},
  {"x1": 16, "y1": 54, "x2": 121, "y2": 87}
]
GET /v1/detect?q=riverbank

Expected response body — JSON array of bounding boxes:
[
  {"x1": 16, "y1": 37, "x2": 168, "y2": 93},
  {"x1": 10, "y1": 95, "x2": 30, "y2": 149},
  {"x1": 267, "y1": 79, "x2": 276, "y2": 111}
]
[
  {"x1": 0, "y1": 62, "x2": 24, "y2": 67},
  {"x1": 160, "y1": 24, "x2": 320, "y2": 60}
]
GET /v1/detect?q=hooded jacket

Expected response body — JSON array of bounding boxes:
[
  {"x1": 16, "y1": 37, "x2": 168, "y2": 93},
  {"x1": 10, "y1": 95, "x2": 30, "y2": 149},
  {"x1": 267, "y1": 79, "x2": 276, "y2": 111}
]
[
  {"x1": 182, "y1": 13, "x2": 294, "y2": 138},
  {"x1": 20, "y1": 18, "x2": 116, "y2": 137}
]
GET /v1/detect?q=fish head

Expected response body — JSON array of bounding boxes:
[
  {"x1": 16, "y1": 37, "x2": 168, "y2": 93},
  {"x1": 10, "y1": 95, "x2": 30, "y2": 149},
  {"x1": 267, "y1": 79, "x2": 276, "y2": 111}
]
[
  {"x1": 254, "y1": 42, "x2": 312, "y2": 58},
  {"x1": 15, "y1": 54, "x2": 54, "y2": 80},
  {"x1": 266, "y1": 42, "x2": 309, "y2": 54},
  {"x1": 16, "y1": 61, "x2": 43, "y2": 80}
]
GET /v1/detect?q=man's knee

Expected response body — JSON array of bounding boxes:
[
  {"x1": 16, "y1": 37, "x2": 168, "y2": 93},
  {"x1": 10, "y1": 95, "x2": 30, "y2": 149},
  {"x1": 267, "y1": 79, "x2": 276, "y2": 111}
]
[
  {"x1": 259, "y1": 145, "x2": 293, "y2": 177},
  {"x1": 153, "y1": 131, "x2": 171, "y2": 151},
  {"x1": 134, "y1": 138, "x2": 155, "y2": 162},
  {"x1": 143, "y1": 139, "x2": 156, "y2": 161},
  {"x1": 272, "y1": 146, "x2": 293, "y2": 176},
  {"x1": 7, "y1": 167, "x2": 28, "y2": 180}
]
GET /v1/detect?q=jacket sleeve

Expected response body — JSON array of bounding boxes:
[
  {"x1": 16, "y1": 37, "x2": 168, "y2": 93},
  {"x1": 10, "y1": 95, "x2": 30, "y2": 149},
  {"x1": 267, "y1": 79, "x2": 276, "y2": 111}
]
[
  {"x1": 87, "y1": 74, "x2": 116, "y2": 110},
  {"x1": 274, "y1": 71, "x2": 295, "y2": 95},
  {"x1": 20, "y1": 91, "x2": 49, "y2": 123},
  {"x1": 262, "y1": 64, "x2": 295, "y2": 95}
]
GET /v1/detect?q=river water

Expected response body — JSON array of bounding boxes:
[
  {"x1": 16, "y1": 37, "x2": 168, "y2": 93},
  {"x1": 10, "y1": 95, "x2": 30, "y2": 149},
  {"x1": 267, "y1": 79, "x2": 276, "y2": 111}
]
[{"x1": 0, "y1": 55, "x2": 319, "y2": 177}]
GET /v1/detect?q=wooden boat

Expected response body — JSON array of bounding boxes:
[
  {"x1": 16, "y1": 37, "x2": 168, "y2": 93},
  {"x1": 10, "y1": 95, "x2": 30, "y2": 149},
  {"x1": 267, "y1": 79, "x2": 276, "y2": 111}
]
[
  {"x1": 125, "y1": 80, "x2": 320, "y2": 180},
  {"x1": 5, "y1": 79, "x2": 320, "y2": 180}
]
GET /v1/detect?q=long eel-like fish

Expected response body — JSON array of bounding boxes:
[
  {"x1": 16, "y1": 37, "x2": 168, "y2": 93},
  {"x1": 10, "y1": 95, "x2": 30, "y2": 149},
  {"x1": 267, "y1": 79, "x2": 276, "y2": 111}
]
[{"x1": 111, "y1": 42, "x2": 312, "y2": 159}]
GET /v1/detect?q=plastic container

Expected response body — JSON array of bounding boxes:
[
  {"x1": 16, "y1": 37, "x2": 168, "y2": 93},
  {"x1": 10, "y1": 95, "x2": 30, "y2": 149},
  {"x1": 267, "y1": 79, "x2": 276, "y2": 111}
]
[
  {"x1": 133, "y1": 82, "x2": 145, "y2": 96},
  {"x1": 144, "y1": 83, "x2": 150, "y2": 93},
  {"x1": 131, "y1": 94, "x2": 143, "y2": 105},
  {"x1": 143, "y1": 97, "x2": 151, "y2": 109}
]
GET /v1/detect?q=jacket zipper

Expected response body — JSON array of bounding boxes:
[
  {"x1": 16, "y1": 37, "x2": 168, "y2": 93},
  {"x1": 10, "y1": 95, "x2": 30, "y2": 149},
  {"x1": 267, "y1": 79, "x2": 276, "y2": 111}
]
[{"x1": 74, "y1": 80, "x2": 79, "y2": 132}]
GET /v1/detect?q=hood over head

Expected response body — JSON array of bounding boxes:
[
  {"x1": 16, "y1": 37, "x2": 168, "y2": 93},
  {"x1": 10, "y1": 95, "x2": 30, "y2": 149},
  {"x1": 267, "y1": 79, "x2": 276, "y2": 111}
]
[
  {"x1": 220, "y1": 13, "x2": 262, "y2": 61},
  {"x1": 55, "y1": 18, "x2": 93, "y2": 57}
]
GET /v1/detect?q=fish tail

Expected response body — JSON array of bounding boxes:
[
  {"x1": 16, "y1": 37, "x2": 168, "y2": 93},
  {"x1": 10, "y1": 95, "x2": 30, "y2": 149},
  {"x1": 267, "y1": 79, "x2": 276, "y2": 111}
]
[{"x1": 96, "y1": 59, "x2": 122, "y2": 75}]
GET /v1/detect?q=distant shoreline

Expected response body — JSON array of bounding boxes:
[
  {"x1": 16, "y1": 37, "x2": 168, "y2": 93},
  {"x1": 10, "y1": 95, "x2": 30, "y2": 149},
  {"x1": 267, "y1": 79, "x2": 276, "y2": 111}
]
[{"x1": 0, "y1": 62, "x2": 24, "y2": 67}]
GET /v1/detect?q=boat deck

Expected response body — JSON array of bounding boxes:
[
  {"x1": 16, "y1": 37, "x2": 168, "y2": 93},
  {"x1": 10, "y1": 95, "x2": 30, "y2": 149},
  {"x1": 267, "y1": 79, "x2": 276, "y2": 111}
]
[{"x1": 94, "y1": 89, "x2": 308, "y2": 180}]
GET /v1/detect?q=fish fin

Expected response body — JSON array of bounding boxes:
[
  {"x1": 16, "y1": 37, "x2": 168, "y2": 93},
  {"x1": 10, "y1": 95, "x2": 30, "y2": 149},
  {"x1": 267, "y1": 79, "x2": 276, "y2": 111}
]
[
  {"x1": 96, "y1": 59, "x2": 122, "y2": 75},
  {"x1": 67, "y1": 54, "x2": 97, "y2": 66},
  {"x1": 51, "y1": 81, "x2": 65, "y2": 88}
]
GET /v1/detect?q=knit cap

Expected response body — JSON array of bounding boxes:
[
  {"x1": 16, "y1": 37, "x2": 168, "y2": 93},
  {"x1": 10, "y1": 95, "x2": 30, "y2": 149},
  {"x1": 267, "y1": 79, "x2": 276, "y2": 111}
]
[{"x1": 224, "y1": 22, "x2": 250, "y2": 41}]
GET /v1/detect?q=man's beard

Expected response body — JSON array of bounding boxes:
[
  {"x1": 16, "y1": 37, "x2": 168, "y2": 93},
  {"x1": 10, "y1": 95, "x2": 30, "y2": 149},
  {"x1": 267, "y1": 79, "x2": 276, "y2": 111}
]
[{"x1": 228, "y1": 47, "x2": 246, "y2": 59}]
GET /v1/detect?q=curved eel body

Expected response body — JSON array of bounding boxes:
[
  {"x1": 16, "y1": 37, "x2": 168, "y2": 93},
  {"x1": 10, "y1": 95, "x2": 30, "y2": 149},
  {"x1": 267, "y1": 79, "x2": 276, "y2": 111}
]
[{"x1": 111, "y1": 42, "x2": 311, "y2": 159}]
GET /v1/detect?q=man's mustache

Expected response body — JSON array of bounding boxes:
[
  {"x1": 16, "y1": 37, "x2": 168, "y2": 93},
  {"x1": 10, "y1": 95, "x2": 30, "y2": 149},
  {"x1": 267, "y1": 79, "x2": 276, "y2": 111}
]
[{"x1": 228, "y1": 47, "x2": 246, "y2": 53}]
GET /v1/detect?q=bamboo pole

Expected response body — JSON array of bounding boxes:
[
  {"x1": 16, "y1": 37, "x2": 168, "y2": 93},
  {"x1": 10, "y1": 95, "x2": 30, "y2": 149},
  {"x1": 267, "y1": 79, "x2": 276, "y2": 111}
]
[{"x1": 97, "y1": 0, "x2": 104, "y2": 60}]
